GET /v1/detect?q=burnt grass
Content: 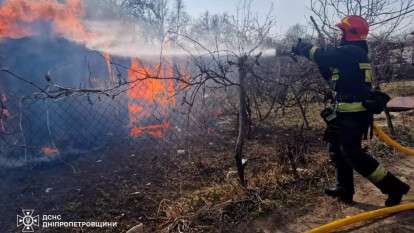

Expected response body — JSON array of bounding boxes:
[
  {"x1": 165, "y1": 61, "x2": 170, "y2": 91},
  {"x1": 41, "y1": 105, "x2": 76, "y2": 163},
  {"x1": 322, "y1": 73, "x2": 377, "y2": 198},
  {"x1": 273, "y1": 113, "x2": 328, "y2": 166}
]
[{"x1": 0, "y1": 122, "x2": 330, "y2": 233}]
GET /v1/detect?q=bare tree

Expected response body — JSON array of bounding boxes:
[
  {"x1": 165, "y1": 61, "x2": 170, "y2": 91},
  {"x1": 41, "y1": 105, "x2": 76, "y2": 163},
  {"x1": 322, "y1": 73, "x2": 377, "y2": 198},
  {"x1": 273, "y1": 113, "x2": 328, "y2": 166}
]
[
  {"x1": 120, "y1": 0, "x2": 171, "y2": 42},
  {"x1": 171, "y1": 0, "x2": 276, "y2": 186}
]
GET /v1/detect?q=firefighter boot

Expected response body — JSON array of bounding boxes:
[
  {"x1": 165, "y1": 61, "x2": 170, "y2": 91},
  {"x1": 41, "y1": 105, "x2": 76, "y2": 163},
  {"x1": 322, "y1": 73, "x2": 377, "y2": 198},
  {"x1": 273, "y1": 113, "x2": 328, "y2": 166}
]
[
  {"x1": 374, "y1": 173, "x2": 410, "y2": 207},
  {"x1": 325, "y1": 186, "x2": 354, "y2": 203},
  {"x1": 325, "y1": 160, "x2": 354, "y2": 203}
]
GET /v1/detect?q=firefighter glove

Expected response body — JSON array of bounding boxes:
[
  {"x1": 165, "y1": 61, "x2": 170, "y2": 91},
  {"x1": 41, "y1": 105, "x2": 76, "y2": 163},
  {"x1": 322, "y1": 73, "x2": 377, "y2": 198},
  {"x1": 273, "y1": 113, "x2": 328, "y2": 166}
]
[{"x1": 291, "y1": 40, "x2": 313, "y2": 57}]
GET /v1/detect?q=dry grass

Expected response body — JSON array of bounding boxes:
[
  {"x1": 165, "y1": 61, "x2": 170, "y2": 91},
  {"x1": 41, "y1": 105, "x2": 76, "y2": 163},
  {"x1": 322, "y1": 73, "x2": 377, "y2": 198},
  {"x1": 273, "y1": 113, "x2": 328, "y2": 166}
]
[
  {"x1": 381, "y1": 80, "x2": 414, "y2": 96},
  {"x1": 155, "y1": 148, "x2": 330, "y2": 233}
]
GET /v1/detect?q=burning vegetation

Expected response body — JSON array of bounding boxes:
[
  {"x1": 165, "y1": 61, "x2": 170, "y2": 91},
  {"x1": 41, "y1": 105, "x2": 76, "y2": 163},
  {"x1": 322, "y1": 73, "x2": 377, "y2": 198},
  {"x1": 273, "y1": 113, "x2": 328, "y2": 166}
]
[
  {"x1": 127, "y1": 58, "x2": 175, "y2": 138},
  {"x1": 41, "y1": 146, "x2": 59, "y2": 156},
  {"x1": 0, "y1": 0, "x2": 182, "y2": 162},
  {"x1": 0, "y1": 0, "x2": 92, "y2": 41}
]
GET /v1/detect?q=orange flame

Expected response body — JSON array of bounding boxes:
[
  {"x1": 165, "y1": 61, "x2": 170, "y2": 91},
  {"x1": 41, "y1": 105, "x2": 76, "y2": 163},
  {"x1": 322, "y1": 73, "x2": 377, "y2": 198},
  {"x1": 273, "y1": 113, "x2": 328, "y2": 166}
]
[
  {"x1": 0, "y1": 0, "x2": 93, "y2": 41},
  {"x1": 0, "y1": 1, "x2": 123, "y2": 85},
  {"x1": 103, "y1": 52, "x2": 116, "y2": 83},
  {"x1": 41, "y1": 146, "x2": 59, "y2": 156},
  {"x1": 127, "y1": 58, "x2": 175, "y2": 138}
]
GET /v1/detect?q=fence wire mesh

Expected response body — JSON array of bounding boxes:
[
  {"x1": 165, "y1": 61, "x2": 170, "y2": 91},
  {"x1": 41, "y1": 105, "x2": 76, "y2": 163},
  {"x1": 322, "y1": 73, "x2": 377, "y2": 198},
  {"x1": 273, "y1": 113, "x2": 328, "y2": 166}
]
[{"x1": 0, "y1": 91, "x2": 133, "y2": 168}]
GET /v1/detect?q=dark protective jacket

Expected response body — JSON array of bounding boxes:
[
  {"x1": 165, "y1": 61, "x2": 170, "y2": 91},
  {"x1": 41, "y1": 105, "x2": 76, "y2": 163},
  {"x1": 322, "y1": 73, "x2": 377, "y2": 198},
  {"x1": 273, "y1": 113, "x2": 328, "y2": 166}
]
[{"x1": 306, "y1": 41, "x2": 373, "y2": 112}]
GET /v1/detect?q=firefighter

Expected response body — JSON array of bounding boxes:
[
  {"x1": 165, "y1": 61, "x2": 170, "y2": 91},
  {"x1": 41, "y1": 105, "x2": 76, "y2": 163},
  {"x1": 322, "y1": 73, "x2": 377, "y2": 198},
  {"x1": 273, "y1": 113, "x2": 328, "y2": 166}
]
[{"x1": 292, "y1": 15, "x2": 410, "y2": 206}]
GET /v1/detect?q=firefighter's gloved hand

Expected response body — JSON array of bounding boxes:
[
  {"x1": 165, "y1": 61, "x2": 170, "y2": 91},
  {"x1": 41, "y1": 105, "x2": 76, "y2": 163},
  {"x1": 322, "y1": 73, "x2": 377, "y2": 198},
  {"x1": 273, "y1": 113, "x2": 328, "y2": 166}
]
[{"x1": 291, "y1": 41, "x2": 313, "y2": 57}]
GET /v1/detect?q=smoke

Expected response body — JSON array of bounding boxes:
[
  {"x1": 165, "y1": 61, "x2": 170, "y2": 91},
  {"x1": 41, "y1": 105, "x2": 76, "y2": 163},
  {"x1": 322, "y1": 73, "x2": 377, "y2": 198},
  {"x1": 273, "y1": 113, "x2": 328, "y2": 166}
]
[
  {"x1": 77, "y1": 0, "x2": 177, "y2": 58},
  {"x1": 0, "y1": 0, "x2": 277, "y2": 59},
  {"x1": 80, "y1": 1, "x2": 274, "y2": 58},
  {"x1": 83, "y1": 19, "x2": 167, "y2": 57}
]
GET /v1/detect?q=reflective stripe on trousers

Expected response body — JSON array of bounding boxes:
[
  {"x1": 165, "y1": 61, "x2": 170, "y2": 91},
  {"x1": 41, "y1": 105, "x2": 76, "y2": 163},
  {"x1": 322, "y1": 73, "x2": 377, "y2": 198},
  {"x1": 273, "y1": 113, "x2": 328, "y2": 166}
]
[
  {"x1": 336, "y1": 102, "x2": 367, "y2": 112},
  {"x1": 368, "y1": 164, "x2": 388, "y2": 183}
]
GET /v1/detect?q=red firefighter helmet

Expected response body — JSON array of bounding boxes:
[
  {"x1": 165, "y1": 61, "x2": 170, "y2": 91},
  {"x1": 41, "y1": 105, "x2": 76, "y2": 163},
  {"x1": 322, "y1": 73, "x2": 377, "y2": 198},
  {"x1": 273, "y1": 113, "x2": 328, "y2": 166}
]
[{"x1": 336, "y1": 15, "x2": 369, "y2": 41}]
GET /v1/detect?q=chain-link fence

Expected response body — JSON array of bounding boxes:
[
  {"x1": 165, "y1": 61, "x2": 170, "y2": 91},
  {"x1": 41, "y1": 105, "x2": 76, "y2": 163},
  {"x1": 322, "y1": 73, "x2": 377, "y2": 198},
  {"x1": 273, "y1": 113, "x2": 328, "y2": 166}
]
[{"x1": 0, "y1": 90, "x2": 134, "y2": 168}]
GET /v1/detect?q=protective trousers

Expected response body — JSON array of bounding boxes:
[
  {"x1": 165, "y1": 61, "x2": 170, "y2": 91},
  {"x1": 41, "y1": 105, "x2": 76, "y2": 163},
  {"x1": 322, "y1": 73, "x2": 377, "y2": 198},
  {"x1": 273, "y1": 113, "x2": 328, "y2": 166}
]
[{"x1": 325, "y1": 111, "x2": 408, "y2": 196}]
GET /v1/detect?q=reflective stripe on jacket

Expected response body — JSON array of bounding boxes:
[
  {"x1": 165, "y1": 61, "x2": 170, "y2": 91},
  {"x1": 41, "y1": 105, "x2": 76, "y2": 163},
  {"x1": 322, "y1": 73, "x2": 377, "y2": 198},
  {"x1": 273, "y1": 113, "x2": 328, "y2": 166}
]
[{"x1": 307, "y1": 43, "x2": 373, "y2": 112}]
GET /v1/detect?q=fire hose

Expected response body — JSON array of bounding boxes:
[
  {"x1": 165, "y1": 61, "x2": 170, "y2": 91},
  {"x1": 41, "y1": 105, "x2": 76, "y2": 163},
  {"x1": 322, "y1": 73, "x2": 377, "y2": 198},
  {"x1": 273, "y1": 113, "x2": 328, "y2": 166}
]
[
  {"x1": 304, "y1": 203, "x2": 414, "y2": 233},
  {"x1": 304, "y1": 123, "x2": 414, "y2": 233},
  {"x1": 372, "y1": 123, "x2": 414, "y2": 157}
]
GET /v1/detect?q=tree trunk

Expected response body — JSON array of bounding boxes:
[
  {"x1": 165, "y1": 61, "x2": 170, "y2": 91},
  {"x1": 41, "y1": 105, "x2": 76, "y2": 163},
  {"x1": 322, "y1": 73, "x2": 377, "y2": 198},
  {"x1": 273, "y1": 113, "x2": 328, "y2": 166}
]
[
  {"x1": 235, "y1": 56, "x2": 248, "y2": 187},
  {"x1": 245, "y1": 95, "x2": 252, "y2": 139}
]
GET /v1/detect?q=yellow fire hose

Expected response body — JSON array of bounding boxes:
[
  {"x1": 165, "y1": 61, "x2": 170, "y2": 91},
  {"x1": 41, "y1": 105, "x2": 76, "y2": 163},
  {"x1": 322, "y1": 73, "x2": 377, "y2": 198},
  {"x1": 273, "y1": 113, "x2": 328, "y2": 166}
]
[
  {"x1": 305, "y1": 203, "x2": 414, "y2": 233},
  {"x1": 305, "y1": 123, "x2": 414, "y2": 233},
  {"x1": 372, "y1": 123, "x2": 414, "y2": 157}
]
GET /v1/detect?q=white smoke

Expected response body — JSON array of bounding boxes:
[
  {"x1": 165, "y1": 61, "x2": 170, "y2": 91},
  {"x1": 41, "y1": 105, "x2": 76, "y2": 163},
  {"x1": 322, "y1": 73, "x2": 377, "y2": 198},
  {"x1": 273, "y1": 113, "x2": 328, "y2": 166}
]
[{"x1": 45, "y1": 0, "x2": 275, "y2": 58}]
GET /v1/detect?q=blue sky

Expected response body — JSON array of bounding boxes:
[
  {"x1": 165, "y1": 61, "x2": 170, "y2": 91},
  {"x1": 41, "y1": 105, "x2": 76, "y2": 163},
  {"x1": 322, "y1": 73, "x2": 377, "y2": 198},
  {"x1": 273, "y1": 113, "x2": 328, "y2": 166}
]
[{"x1": 185, "y1": 0, "x2": 310, "y2": 33}]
